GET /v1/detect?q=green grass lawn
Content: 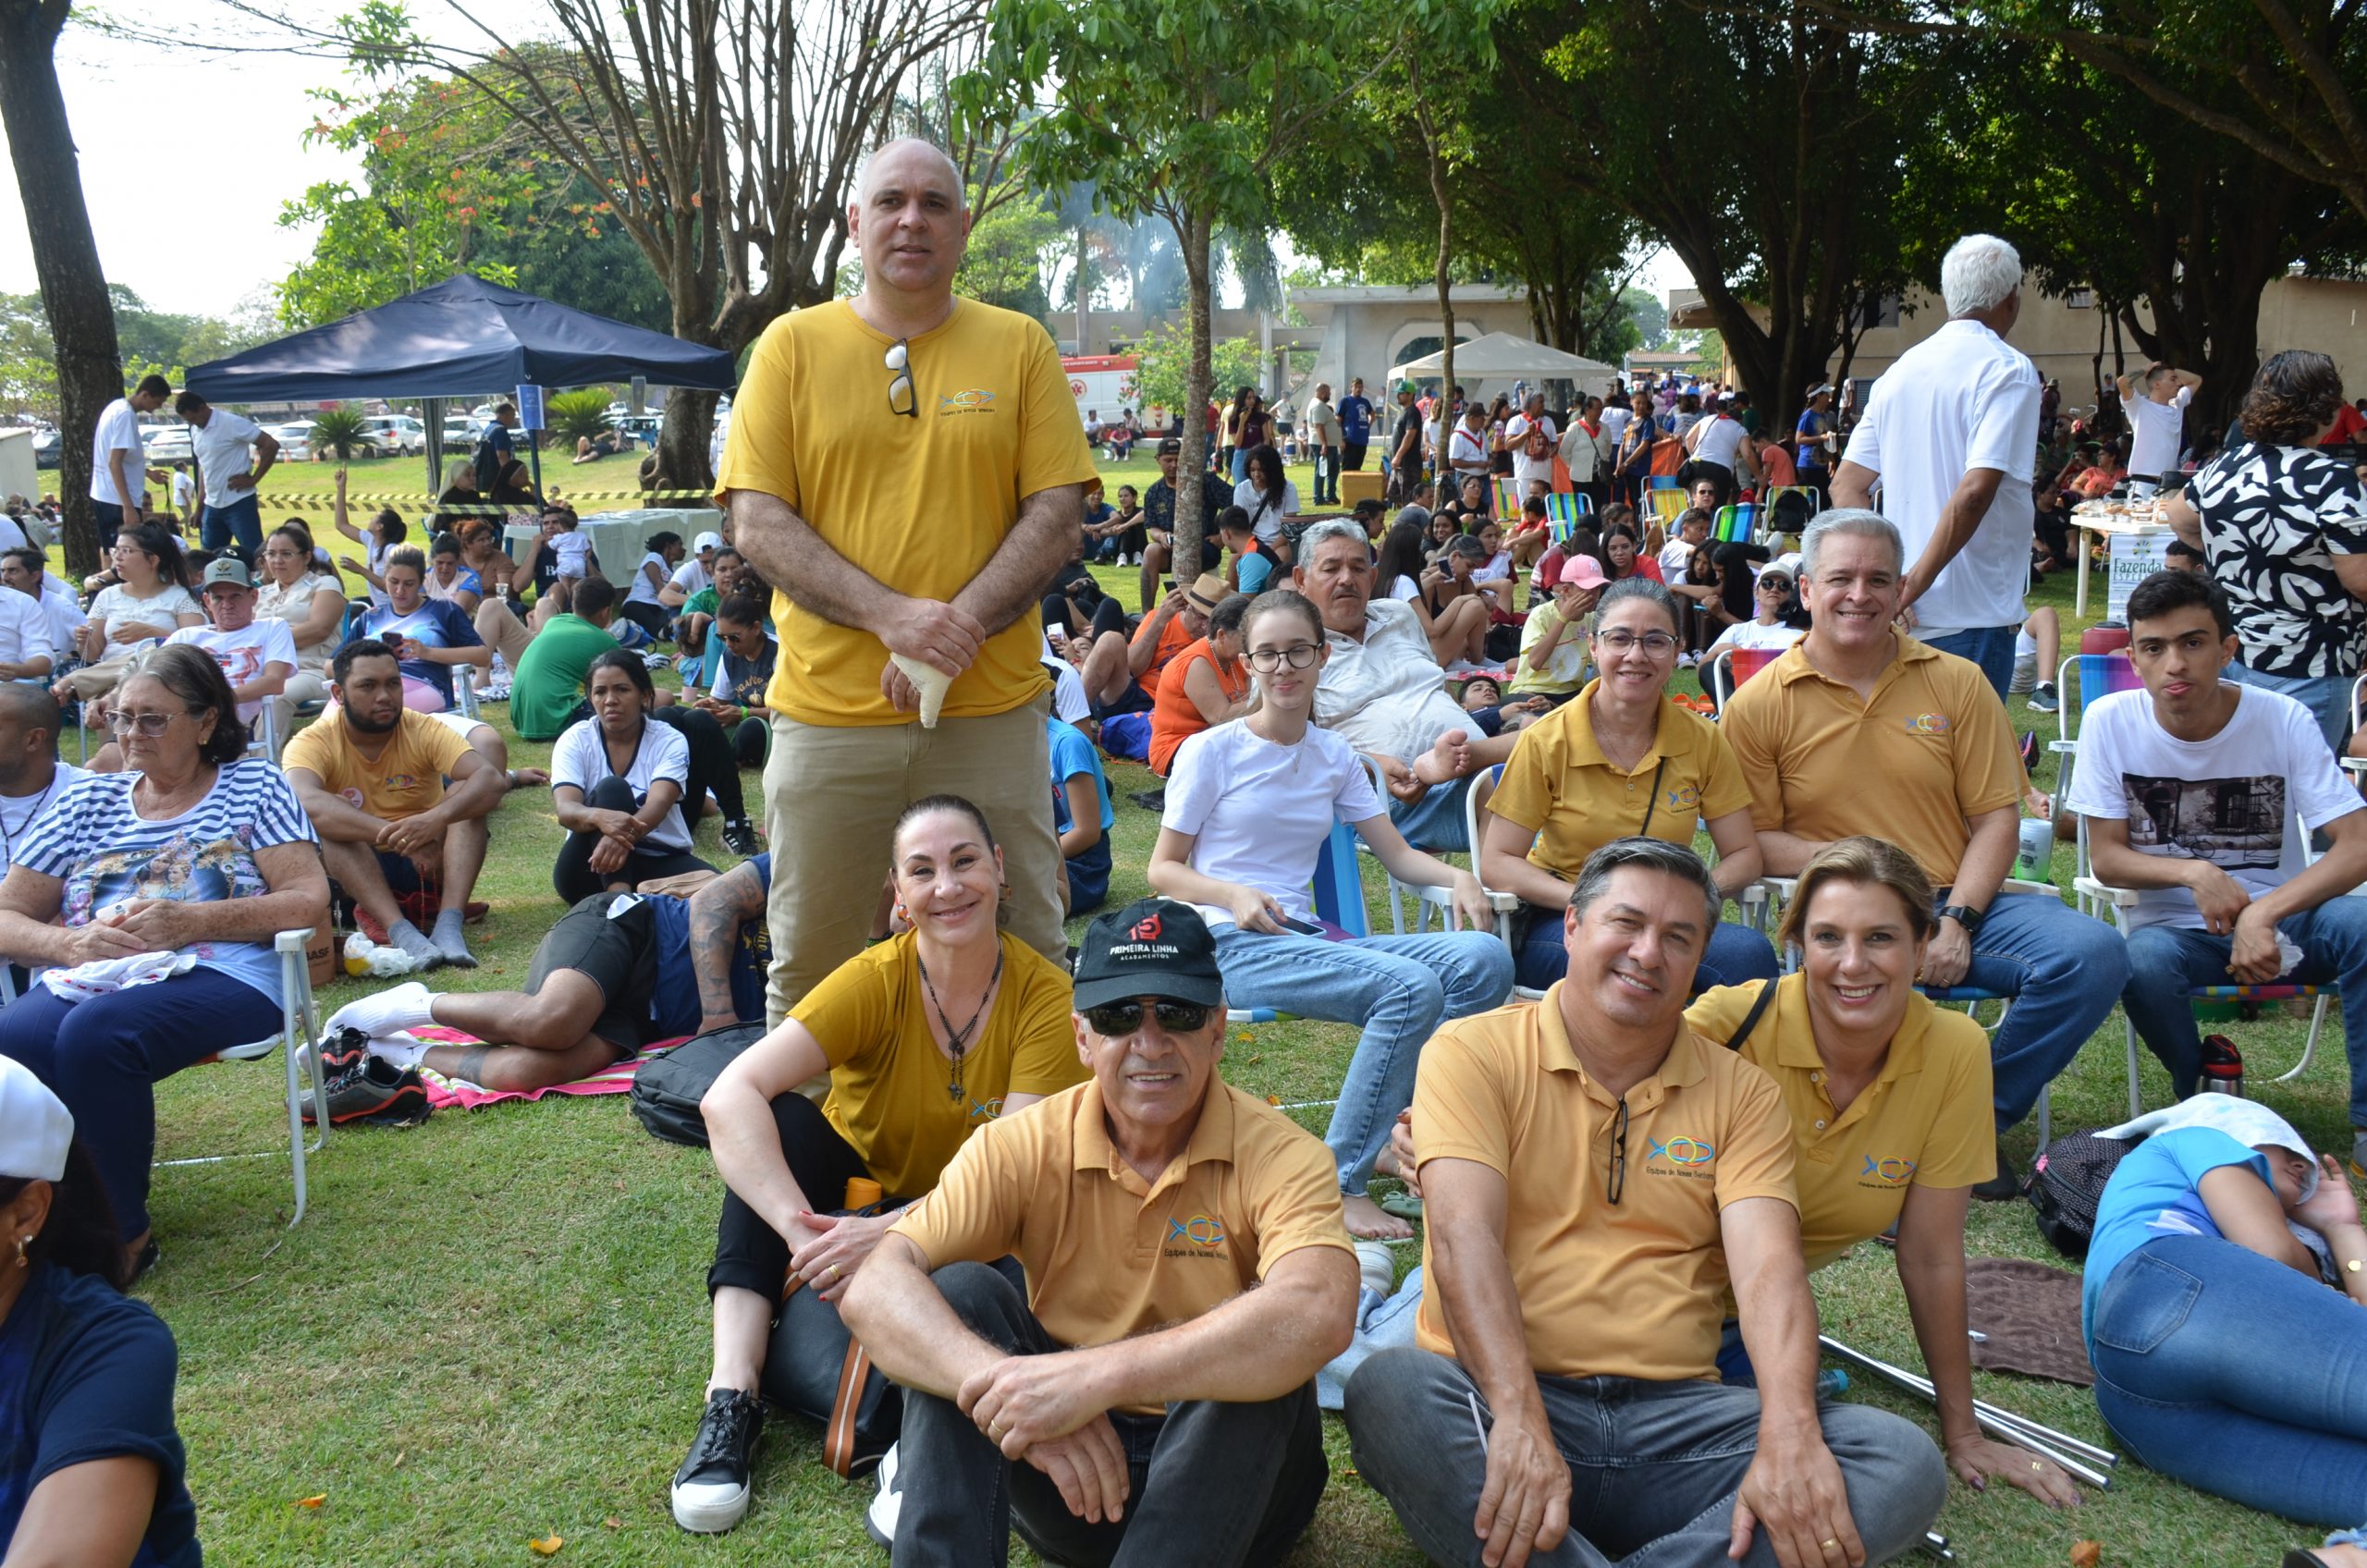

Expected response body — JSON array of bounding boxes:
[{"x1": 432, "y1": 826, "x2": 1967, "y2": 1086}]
[{"x1": 111, "y1": 501, "x2": 2328, "y2": 1566}]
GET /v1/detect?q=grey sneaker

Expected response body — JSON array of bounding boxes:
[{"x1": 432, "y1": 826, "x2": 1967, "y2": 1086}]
[{"x1": 2027, "y1": 680, "x2": 2060, "y2": 715}]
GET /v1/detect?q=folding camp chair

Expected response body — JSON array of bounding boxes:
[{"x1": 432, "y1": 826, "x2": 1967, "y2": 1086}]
[
  {"x1": 1760, "y1": 485, "x2": 1821, "y2": 544},
  {"x1": 1545, "y1": 491, "x2": 1592, "y2": 546},
  {"x1": 1225, "y1": 821, "x2": 1375, "y2": 1026},
  {"x1": 153, "y1": 928, "x2": 329, "y2": 1227},
  {"x1": 1711, "y1": 503, "x2": 1759, "y2": 545},
  {"x1": 1708, "y1": 645, "x2": 1786, "y2": 711},
  {"x1": 1645, "y1": 487, "x2": 1690, "y2": 531},
  {"x1": 2045, "y1": 652, "x2": 2144, "y2": 914}
]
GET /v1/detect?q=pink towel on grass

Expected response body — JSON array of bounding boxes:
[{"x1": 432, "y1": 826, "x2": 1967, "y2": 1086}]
[{"x1": 411, "y1": 1025, "x2": 687, "y2": 1109}]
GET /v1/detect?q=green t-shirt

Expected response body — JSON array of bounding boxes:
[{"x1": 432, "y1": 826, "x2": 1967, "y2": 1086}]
[
  {"x1": 683, "y1": 586, "x2": 719, "y2": 618},
  {"x1": 512, "y1": 613, "x2": 623, "y2": 741}
]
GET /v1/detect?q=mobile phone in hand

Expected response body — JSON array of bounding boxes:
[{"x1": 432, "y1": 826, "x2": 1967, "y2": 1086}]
[{"x1": 1275, "y1": 914, "x2": 1325, "y2": 937}]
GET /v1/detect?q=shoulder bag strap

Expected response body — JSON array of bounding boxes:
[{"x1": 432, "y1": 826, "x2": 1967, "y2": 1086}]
[
  {"x1": 1635, "y1": 756, "x2": 1669, "y2": 839},
  {"x1": 1724, "y1": 976, "x2": 1780, "y2": 1052},
  {"x1": 823, "y1": 1336, "x2": 876, "y2": 1478}
]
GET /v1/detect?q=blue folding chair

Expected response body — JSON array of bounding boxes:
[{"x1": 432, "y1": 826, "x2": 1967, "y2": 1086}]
[{"x1": 1226, "y1": 820, "x2": 1372, "y2": 1025}]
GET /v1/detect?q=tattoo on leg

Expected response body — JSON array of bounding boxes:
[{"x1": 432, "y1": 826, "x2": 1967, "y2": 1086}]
[{"x1": 448, "y1": 1044, "x2": 496, "y2": 1085}]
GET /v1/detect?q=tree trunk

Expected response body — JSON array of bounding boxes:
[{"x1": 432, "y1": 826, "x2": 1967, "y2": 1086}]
[
  {"x1": 1428, "y1": 145, "x2": 1455, "y2": 421},
  {"x1": 0, "y1": 0, "x2": 122, "y2": 580},
  {"x1": 1174, "y1": 204, "x2": 1214, "y2": 581}
]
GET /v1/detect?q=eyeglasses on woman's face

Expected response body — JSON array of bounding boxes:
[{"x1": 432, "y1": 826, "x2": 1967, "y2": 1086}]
[
  {"x1": 1591, "y1": 628, "x2": 1679, "y2": 656},
  {"x1": 1246, "y1": 642, "x2": 1321, "y2": 672},
  {"x1": 107, "y1": 707, "x2": 191, "y2": 738}
]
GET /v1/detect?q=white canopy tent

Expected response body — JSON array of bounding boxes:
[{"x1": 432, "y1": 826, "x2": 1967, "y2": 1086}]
[{"x1": 1390, "y1": 332, "x2": 1620, "y2": 401}]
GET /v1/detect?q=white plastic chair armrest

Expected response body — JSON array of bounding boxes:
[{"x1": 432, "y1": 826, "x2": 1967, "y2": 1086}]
[
  {"x1": 2071, "y1": 875, "x2": 2141, "y2": 909},
  {"x1": 2344, "y1": 756, "x2": 2367, "y2": 778},
  {"x1": 1996, "y1": 877, "x2": 2062, "y2": 899}
]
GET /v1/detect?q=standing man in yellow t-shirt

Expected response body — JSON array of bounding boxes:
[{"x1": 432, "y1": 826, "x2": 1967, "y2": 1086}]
[
  {"x1": 1344, "y1": 838, "x2": 1947, "y2": 1568},
  {"x1": 717, "y1": 140, "x2": 1098, "y2": 1021}
]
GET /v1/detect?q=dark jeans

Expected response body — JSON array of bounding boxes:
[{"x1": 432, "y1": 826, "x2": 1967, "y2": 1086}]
[
  {"x1": 1346, "y1": 1348, "x2": 1947, "y2": 1568},
  {"x1": 618, "y1": 600, "x2": 670, "y2": 639},
  {"x1": 0, "y1": 967, "x2": 282, "y2": 1240},
  {"x1": 92, "y1": 500, "x2": 127, "y2": 552},
  {"x1": 1342, "y1": 441, "x2": 1369, "y2": 471},
  {"x1": 730, "y1": 714, "x2": 768, "y2": 769},
  {"x1": 652, "y1": 704, "x2": 746, "y2": 825},
  {"x1": 198, "y1": 494, "x2": 264, "y2": 554},
  {"x1": 1314, "y1": 444, "x2": 1342, "y2": 504},
  {"x1": 707, "y1": 1090, "x2": 872, "y2": 1298},
  {"x1": 1519, "y1": 907, "x2": 1779, "y2": 995},
  {"x1": 553, "y1": 775, "x2": 717, "y2": 902},
  {"x1": 893, "y1": 1261, "x2": 1328, "y2": 1568}
]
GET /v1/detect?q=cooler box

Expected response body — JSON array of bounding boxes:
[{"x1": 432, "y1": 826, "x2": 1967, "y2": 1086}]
[{"x1": 1339, "y1": 471, "x2": 1383, "y2": 508}]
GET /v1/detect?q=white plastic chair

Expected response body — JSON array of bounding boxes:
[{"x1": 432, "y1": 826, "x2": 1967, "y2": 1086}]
[{"x1": 153, "y1": 928, "x2": 329, "y2": 1227}]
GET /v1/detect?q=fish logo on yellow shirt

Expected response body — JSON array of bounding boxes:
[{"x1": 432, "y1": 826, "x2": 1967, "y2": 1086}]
[
  {"x1": 1647, "y1": 1134, "x2": 1716, "y2": 1169},
  {"x1": 1902, "y1": 712, "x2": 1952, "y2": 735},
  {"x1": 1167, "y1": 1212, "x2": 1227, "y2": 1249},
  {"x1": 938, "y1": 388, "x2": 998, "y2": 415},
  {"x1": 1861, "y1": 1154, "x2": 1918, "y2": 1186},
  {"x1": 1662, "y1": 782, "x2": 1701, "y2": 812}
]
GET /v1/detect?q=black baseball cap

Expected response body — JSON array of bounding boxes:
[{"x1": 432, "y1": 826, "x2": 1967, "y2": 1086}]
[{"x1": 1073, "y1": 898, "x2": 1224, "y2": 1010}]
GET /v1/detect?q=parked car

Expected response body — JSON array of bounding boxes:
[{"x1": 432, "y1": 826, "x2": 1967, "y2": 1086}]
[
  {"x1": 360, "y1": 414, "x2": 428, "y2": 457},
  {"x1": 442, "y1": 416, "x2": 477, "y2": 454},
  {"x1": 615, "y1": 414, "x2": 662, "y2": 448},
  {"x1": 141, "y1": 423, "x2": 193, "y2": 463},
  {"x1": 31, "y1": 429, "x2": 60, "y2": 470},
  {"x1": 268, "y1": 423, "x2": 314, "y2": 462}
]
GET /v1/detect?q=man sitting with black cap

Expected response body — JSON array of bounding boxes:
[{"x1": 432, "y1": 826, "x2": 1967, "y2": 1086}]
[{"x1": 841, "y1": 897, "x2": 1358, "y2": 1568}]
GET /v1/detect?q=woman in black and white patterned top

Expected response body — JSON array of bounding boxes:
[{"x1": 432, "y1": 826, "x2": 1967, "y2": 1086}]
[{"x1": 2167, "y1": 349, "x2": 2367, "y2": 752}]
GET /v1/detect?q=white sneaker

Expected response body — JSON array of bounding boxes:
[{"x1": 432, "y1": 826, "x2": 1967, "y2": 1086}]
[
  {"x1": 1353, "y1": 1240, "x2": 1396, "y2": 1297},
  {"x1": 864, "y1": 1441, "x2": 901, "y2": 1550}
]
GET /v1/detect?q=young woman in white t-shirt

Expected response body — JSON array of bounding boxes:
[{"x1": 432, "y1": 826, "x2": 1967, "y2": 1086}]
[
  {"x1": 1701, "y1": 562, "x2": 1810, "y2": 668},
  {"x1": 1147, "y1": 587, "x2": 1513, "y2": 1240},
  {"x1": 618, "y1": 530, "x2": 687, "y2": 640},
  {"x1": 54, "y1": 522, "x2": 203, "y2": 708},
  {"x1": 549, "y1": 650, "x2": 716, "y2": 902}
]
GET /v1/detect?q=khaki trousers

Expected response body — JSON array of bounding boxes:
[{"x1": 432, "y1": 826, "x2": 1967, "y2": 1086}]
[{"x1": 760, "y1": 698, "x2": 1064, "y2": 1028}]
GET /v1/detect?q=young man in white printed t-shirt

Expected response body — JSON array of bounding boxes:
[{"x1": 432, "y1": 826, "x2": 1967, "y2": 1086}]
[{"x1": 2067, "y1": 569, "x2": 2367, "y2": 1169}]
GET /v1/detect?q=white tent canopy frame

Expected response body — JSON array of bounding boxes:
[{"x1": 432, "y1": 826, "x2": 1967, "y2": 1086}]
[{"x1": 1390, "y1": 332, "x2": 1621, "y2": 400}]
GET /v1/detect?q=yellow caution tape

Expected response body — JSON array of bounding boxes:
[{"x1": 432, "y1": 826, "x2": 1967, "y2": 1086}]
[{"x1": 252, "y1": 488, "x2": 721, "y2": 512}]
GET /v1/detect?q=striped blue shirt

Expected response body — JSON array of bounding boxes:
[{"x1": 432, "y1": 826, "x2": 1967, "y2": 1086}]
[{"x1": 16, "y1": 762, "x2": 318, "y2": 1003}]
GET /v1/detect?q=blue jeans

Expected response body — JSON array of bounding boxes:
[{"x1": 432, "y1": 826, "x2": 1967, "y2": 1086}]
[
  {"x1": 2228, "y1": 663, "x2": 2355, "y2": 755},
  {"x1": 1391, "y1": 772, "x2": 1475, "y2": 851},
  {"x1": 1230, "y1": 447, "x2": 1250, "y2": 484},
  {"x1": 1212, "y1": 923, "x2": 1513, "y2": 1194},
  {"x1": 1924, "y1": 623, "x2": 2019, "y2": 704},
  {"x1": 1318, "y1": 1265, "x2": 1426, "y2": 1411},
  {"x1": 1519, "y1": 908, "x2": 1779, "y2": 995},
  {"x1": 2092, "y1": 1233, "x2": 2367, "y2": 1526},
  {"x1": 1940, "y1": 887, "x2": 2128, "y2": 1130},
  {"x1": 0, "y1": 967, "x2": 282, "y2": 1240},
  {"x1": 1346, "y1": 1348, "x2": 1948, "y2": 1567},
  {"x1": 2121, "y1": 901, "x2": 2367, "y2": 1121},
  {"x1": 199, "y1": 493, "x2": 263, "y2": 553}
]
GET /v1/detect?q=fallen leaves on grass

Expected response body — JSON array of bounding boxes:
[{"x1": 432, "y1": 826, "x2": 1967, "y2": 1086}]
[
  {"x1": 602, "y1": 1518, "x2": 621, "y2": 1530},
  {"x1": 2069, "y1": 1542, "x2": 2101, "y2": 1567},
  {"x1": 528, "y1": 1534, "x2": 564, "y2": 1556},
  {"x1": 293, "y1": 1495, "x2": 326, "y2": 1510}
]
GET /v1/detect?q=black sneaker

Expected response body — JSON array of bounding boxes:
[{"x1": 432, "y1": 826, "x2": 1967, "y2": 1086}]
[
  {"x1": 721, "y1": 819, "x2": 761, "y2": 857},
  {"x1": 864, "y1": 1440, "x2": 902, "y2": 1550},
  {"x1": 1972, "y1": 1141, "x2": 2023, "y2": 1202},
  {"x1": 301, "y1": 1054, "x2": 429, "y2": 1126},
  {"x1": 672, "y1": 1388, "x2": 764, "y2": 1533}
]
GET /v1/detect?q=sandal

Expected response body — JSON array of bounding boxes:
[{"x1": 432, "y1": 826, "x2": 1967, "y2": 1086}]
[{"x1": 1377, "y1": 1190, "x2": 1424, "y2": 1222}]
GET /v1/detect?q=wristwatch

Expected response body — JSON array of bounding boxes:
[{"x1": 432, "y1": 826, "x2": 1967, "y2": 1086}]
[{"x1": 1938, "y1": 903, "x2": 1986, "y2": 937}]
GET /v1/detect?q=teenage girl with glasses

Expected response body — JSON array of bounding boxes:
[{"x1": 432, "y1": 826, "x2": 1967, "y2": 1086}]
[{"x1": 1147, "y1": 587, "x2": 1513, "y2": 1241}]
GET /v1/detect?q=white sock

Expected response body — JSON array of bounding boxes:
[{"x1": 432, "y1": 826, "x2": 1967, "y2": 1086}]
[
  {"x1": 366, "y1": 1032, "x2": 430, "y2": 1071},
  {"x1": 325, "y1": 980, "x2": 438, "y2": 1040}
]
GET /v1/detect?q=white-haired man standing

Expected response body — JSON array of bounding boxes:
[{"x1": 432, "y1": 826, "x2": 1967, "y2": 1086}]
[
  {"x1": 718, "y1": 139, "x2": 1098, "y2": 1023},
  {"x1": 1832, "y1": 234, "x2": 2042, "y2": 700}
]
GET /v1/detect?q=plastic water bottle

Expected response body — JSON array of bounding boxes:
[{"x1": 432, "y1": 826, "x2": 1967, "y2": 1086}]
[{"x1": 2201, "y1": 1034, "x2": 2244, "y2": 1098}]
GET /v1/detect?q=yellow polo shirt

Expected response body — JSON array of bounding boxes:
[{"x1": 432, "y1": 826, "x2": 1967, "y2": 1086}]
[
  {"x1": 717, "y1": 299, "x2": 1099, "y2": 726},
  {"x1": 794, "y1": 931, "x2": 1087, "y2": 1201},
  {"x1": 281, "y1": 706, "x2": 469, "y2": 822},
  {"x1": 1490, "y1": 683, "x2": 1751, "y2": 878},
  {"x1": 1720, "y1": 631, "x2": 2021, "y2": 886},
  {"x1": 1686, "y1": 976, "x2": 1995, "y2": 1272},
  {"x1": 889, "y1": 1076, "x2": 1352, "y2": 1411},
  {"x1": 1411, "y1": 990, "x2": 1796, "y2": 1382}
]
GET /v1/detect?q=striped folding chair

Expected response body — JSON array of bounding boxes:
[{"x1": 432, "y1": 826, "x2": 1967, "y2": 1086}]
[
  {"x1": 1545, "y1": 491, "x2": 1592, "y2": 546},
  {"x1": 2047, "y1": 652, "x2": 2144, "y2": 912},
  {"x1": 1712, "y1": 503, "x2": 1760, "y2": 545}
]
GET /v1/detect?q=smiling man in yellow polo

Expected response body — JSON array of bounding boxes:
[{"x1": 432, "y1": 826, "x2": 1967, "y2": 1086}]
[
  {"x1": 1344, "y1": 838, "x2": 1945, "y2": 1568},
  {"x1": 719, "y1": 139, "x2": 1098, "y2": 1026},
  {"x1": 1721, "y1": 509, "x2": 2125, "y2": 1197},
  {"x1": 840, "y1": 898, "x2": 1356, "y2": 1568}
]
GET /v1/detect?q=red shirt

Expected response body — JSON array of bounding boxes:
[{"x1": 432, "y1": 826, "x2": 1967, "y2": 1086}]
[{"x1": 2324, "y1": 403, "x2": 2367, "y2": 447}]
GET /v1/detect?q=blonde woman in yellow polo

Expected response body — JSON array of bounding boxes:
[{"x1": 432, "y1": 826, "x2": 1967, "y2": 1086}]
[{"x1": 1687, "y1": 835, "x2": 2083, "y2": 1509}]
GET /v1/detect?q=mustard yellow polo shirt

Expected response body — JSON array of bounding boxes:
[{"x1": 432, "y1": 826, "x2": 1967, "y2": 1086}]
[
  {"x1": 795, "y1": 930, "x2": 1086, "y2": 1201},
  {"x1": 717, "y1": 299, "x2": 1099, "y2": 726},
  {"x1": 1490, "y1": 682, "x2": 1752, "y2": 878},
  {"x1": 1410, "y1": 990, "x2": 1796, "y2": 1382},
  {"x1": 1719, "y1": 631, "x2": 2021, "y2": 886},
  {"x1": 1687, "y1": 975, "x2": 1995, "y2": 1272},
  {"x1": 889, "y1": 1075, "x2": 1353, "y2": 1409}
]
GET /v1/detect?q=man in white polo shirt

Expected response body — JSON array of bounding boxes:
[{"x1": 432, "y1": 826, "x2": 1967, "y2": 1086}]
[
  {"x1": 89, "y1": 374, "x2": 172, "y2": 550},
  {"x1": 176, "y1": 391, "x2": 279, "y2": 555},
  {"x1": 1832, "y1": 233, "x2": 2041, "y2": 701},
  {"x1": 2116, "y1": 361, "x2": 2201, "y2": 499},
  {"x1": 0, "y1": 550, "x2": 85, "y2": 668},
  {"x1": 1503, "y1": 392, "x2": 1558, "y2": 498}
]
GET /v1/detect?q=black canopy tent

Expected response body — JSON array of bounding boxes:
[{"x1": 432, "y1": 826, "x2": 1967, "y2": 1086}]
[{"x1": 184, "y1": 274, "x2": 736, "y2": 497}]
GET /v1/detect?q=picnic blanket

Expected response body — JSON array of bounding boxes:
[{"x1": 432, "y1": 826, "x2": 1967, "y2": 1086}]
[
  {"x1": 410, "y1": 1025, "x2": 687, "y2": 1110},
  {"x1": 1963, "y1": 1257, "x2": 2093, "y2": 1386}
]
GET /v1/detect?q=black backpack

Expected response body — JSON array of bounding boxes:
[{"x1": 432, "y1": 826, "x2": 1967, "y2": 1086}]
[
  {"x1": 2028, "y1": 1131, "x2": 2138, "y2": 1258},
  {"x1": 630, "y1": 1022, "x2": 764, "y2": 1146}
]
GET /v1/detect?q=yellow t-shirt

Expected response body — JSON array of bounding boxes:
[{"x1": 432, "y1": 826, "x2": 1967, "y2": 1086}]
[
  {"x1": 717, "y1": 299, "x2": 1099, "y2": 726},
  {"x1": 1720, "y1": 631, "x2": 2021, "y2": 886},
  {"x1": 794, "y1": 930, "x2": 1085, "y2": 1200},
  {"x1": 1686, "y1": 975, "x2": 1995, "y2": 1272},
  {"x1": 1411, "y1": 990, "x2": 1796, "y2": 1382},
  {"x1": 1489, "y1": 684, "x2": 1752, "y2": 878},
  {"x1": 280, "y1": 707, "x2": 470, "y2": 821},
  {"x1": 889, "y1": 1076, "x2": 1352, "y2": 1411}
]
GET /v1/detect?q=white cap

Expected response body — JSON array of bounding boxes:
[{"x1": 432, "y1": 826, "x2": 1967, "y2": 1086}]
[
  {"x1": 0, "y1": 1059, "x2": 70, "y2": 1182},
  {"x1": 693, "y1": 531, "x2": 723, "y2": 553}
]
